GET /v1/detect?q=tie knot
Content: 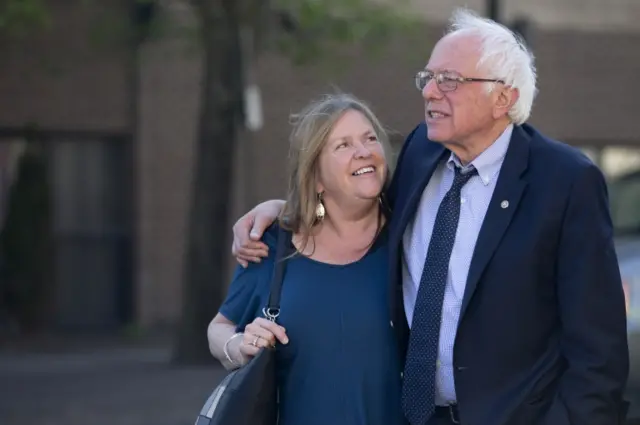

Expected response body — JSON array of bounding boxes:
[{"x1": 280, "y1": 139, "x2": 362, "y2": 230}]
[{"x1": 452, "y1": 165, "x2": 477, "y2": 189}]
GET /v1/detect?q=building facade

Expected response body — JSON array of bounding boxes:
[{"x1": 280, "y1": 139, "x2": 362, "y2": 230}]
[{"x1": 1, "y1": 0, "x2": 639, "y2": 330}]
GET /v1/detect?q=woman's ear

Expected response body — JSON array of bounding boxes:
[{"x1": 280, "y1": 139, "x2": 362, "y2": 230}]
[{"x1": 315, "y1": 169, "x2": 324, "y2": 194}]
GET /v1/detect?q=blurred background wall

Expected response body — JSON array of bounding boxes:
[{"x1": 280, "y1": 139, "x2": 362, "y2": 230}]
[{"x1": 0, "y1": 0, "x2": 638, "y2": 333}]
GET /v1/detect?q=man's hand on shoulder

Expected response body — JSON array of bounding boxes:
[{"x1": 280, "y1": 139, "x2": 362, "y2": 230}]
[{"x1": 231, "y1": 200, "x2": 286, "y2": 267}]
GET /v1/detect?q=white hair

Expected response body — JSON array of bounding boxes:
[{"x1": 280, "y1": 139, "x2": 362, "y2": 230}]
[{"x1": 446, "y1": 8, "x2": 538, "y2": 124}]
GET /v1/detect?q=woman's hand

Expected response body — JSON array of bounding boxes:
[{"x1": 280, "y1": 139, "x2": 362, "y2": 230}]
[{"x1": 238, "y1": 317, "x2": 289, "y2": 359}]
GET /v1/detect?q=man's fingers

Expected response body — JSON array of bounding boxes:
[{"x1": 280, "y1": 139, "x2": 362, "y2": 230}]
[
  {"x1": 238, "y1": 243, "x2": 268, "y2": 254},
  {"x1": 239, "y1": 240, "x2": 269, "y2": 251},
  {"x1": 250, "y1": 215, "x2": 275, "y2": 241},
  {"x1": 232, "y1": 230, "x2": 268, "y2": 253},
  {"x1": 232, "y1": 213, "x2": 256, "y2": 250},
  {"x1": 235, "y1": 257, "x2": 262, "y2": 268},
  {"x1": 252, "y1": 318, "x2": 289, "y2": 345},
  {"x1": 241, "y1": 256, "x2": 262, "y2": 264},
  {"x1": 232, "y1": 240, "x2": 268, "y2": 266},
  {"x1": 238, "y1": 247, "x2": 268, "y2": 260}
]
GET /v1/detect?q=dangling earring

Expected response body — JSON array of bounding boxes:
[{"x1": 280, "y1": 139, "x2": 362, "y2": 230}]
[{"x1": 315, "y1": 192, "x2": 325, "y2": 221}]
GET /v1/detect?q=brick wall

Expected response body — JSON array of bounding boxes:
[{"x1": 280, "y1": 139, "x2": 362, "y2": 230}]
[
  {"x1": 2, "y1": 2, "x2": 640, "y2": 329},
  {"x1": 134, "y1": 21, "x2": 640, "y2": 327},
  {"x1": 134, "y1": 4, "x2": 201, "y2": 326},
  {"x1": 0, "y1": 1, "x2": 131, "y2": 132}
]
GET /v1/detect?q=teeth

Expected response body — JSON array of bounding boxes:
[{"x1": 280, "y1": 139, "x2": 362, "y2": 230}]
[
  {"x1": 353, "y1": 166, "x2": 375, "y2": 176},
  {"x1": 429, "y1": 111, "x2": 446, "y2": 118}
]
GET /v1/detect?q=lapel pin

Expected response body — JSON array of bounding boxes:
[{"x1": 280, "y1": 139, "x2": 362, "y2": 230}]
[{"x1": 501, "y1": 200, "x2": 509, "y2": 209}]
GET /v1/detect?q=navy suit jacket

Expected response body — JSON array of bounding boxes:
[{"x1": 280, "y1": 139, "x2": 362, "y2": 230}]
[{"x1": 386, "y1": 122, "x2": 629, "y2": 425}]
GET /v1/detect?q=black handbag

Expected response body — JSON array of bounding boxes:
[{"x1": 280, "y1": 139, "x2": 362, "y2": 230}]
[{"x1": 196, "y1": 226, "x2": 292, "y2": 425}]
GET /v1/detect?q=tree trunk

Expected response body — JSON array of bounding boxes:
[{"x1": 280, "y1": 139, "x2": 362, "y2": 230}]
[{"x1": 172, "y1": 0, "x2": 244, "y2": 364}]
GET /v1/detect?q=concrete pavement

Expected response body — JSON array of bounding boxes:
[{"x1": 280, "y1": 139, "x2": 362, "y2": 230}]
[
  {"x1": 0, "y1": 339, "x2": 227, "y2": 425},
  {"x1": 4, "y1": 335, "x2": 640, "y2": 425}
]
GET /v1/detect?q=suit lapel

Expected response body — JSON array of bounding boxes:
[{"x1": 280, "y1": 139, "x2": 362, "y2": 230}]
[
  {"x1": 389, "y1": 142, "x2": 447, "y2": 352},
  {"x1": 459, "y1": 126, "x2": 531, "y2": 320},
  {"x1": 393, "y1": 145, "x2": 448, "y2": 248}
]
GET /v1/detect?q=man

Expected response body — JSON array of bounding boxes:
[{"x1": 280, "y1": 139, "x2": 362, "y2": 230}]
[{"x1": 229, "y1": 9, "x2": 629, "y2": 425}]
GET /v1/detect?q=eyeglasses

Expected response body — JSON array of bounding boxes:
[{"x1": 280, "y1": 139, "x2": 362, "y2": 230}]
[{"x1": 415, "y1": 70, "x2": 505, "y2": 93}]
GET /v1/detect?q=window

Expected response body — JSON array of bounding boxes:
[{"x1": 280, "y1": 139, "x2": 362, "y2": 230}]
[
  {"x1": 577, "y1": 145, "x2": 640, "y2": 235},
  {"x1": 0, "y1": 131, "x2": 133, "y2": 329},
  {"x1": 49, "y1": 136, "x2": 133, "y2": 329},
  {"x1": 610, "y1": 170, "x2": 640, "y2": 235}
]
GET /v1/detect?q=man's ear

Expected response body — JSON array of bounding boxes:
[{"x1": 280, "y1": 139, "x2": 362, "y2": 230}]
[{"x1": 494, "y1": 87, "x2": 519, "y2": 119}]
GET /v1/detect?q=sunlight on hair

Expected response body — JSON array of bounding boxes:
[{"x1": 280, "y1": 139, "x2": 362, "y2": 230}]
[
  {"x1": 446, "y1": 8, "x2": 538, "y2": 124},
  {"x1": 280, "y1": 93, "x2": 391, "y2": 253}
]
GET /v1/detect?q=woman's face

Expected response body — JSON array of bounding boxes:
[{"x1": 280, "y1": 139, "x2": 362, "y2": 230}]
[{"x1": 316, "y1": 109, "x2": 387, "y2": 206}]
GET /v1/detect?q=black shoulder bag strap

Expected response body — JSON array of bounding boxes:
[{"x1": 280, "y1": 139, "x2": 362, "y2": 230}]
[{"x1": 263, "y1": 226, "x2": 292, "y2": 323}]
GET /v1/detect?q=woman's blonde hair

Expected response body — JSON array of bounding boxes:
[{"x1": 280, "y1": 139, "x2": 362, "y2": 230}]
[{"x1": 279, "y1": 93, "x2": 391, "y2": 249}]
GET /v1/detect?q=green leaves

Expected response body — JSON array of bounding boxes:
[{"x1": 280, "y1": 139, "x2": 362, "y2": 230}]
[
  {"x1": 271, "y1": 0, "x2": 418, "y2": 66},
  {"x1": 0, "y1": 0, "x2": 418, "y2": 66},
  {"x1": 0, "y1": 0, "x2": 50, "y2": 36}
]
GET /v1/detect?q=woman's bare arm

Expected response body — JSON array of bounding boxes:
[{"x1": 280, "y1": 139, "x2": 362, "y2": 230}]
[
  {"x1": 208, "y1": 313, "x2": 289, "y2": 371},
  {"x1": 207, "y1": 314, "x2": 246, "y2": 370}
]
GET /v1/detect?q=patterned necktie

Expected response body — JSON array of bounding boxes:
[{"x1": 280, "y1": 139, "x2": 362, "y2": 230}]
[{"x1": 402, "y1": 165, "x2": 477, "y2": 425}]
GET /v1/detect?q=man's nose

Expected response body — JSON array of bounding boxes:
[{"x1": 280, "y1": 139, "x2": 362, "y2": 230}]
[{"x1": 422, "y1": 78, "x2": 442, "y2": 101}]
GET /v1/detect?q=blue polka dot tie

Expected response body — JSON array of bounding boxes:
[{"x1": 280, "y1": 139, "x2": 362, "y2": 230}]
[{"x1": 402, "y1": 165, "x2": 477, "y2": 425}]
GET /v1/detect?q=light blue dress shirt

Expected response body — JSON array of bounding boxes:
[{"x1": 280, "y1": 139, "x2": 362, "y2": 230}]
[{"x1": 402, "y1": 124, "x2": 513, "y2": 405}]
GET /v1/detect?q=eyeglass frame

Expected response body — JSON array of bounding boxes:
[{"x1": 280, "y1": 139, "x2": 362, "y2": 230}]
[{"x1": 415, "y1": 69, "x2": 505, "y2": 93}]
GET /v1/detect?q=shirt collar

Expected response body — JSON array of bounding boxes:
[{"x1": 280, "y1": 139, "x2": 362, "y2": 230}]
[{"x1": 446, "y1": 124, "x2": 513, "y2": 186}]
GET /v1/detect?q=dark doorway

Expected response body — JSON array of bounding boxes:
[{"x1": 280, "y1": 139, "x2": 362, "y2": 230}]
[{"x1": 0, "y1": 129, "x2": 134, "y2": 331}]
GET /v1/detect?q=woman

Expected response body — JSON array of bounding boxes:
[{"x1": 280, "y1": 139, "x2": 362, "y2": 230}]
[{"x1": 207, "y1": 93, "x2": 403, "y2": 425}]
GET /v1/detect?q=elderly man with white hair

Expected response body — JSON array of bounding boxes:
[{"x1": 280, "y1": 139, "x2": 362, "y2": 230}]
[{"x1": 229, "y1": 8, "x2": 629, "y2": 425}]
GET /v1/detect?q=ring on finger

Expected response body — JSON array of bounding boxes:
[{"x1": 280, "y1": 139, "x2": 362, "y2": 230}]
[{"x1": 251, "y1": 336, "x2": 260, "y2": 347}]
